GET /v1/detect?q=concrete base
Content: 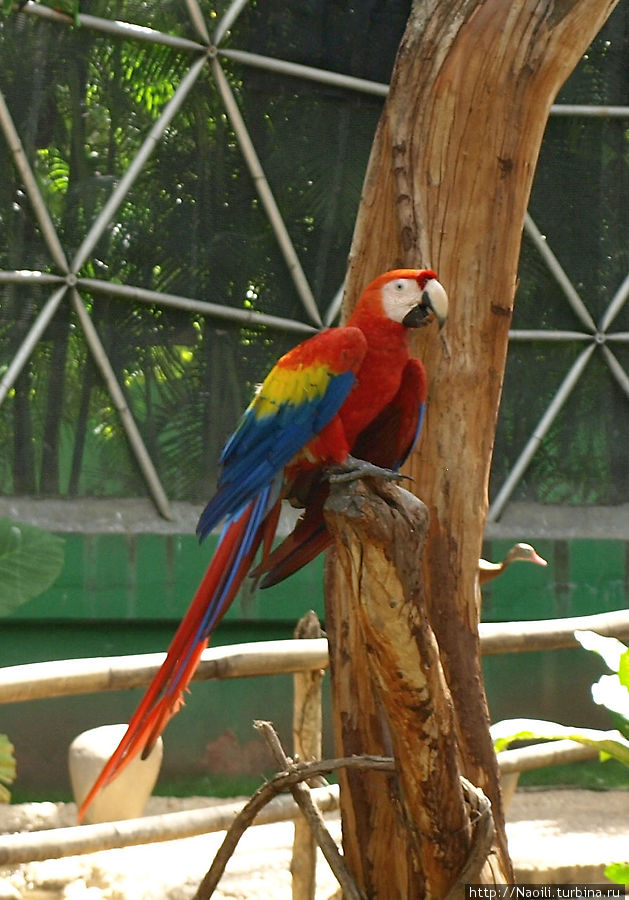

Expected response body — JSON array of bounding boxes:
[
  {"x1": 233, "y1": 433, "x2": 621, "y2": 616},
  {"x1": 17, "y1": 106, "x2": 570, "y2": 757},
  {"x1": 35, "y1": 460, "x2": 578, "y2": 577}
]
[
  {"x1": 508, "y1": 788, "x2": 629, "y2": 884},
  {"x1": 68, "y1": 724, "x2": 163, "y2": 825}
]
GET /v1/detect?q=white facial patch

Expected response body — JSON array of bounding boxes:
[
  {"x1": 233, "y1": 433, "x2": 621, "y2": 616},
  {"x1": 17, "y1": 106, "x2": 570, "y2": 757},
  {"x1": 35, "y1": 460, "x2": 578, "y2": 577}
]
[{"x1": 380, "y1": 278, "x2": 424, "y2": 323}]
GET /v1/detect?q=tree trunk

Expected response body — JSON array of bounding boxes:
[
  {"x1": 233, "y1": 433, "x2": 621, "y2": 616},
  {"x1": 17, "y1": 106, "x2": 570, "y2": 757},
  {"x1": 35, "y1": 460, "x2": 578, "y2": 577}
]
[
  {"x1": 327, "y1": 0, "x2": 619, "y2": 891},
  {"x1": 325, "y1": 480, "x2": 477, "y2": 898}
]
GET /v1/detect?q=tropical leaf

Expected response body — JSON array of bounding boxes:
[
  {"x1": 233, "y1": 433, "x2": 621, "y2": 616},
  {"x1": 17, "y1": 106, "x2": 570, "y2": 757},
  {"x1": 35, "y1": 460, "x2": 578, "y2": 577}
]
[
  {"x1": 591, "y1": 674, "x2": 629, "y2": 722},
  {"x1": 574, "y1": 629, "x2": 627, "y2": 672},
  {"x1": 605, "y1": 862, "x2": 629, "y2": 884},
  {"x1": 619, "y1": 649, "x2": 629, "y2": 690},
  {"x1": 491, "y1": 717, "x2": 629, "y2": 768},
  {"x1": 574, "y1": 629, "x2": 629, "y2": 738},
  {"x1": 0, "y1": 519, "x2": 65, "y2": 615},
  {"x1": 0, "y1": 733, "x2": 16, "y2": 803}
]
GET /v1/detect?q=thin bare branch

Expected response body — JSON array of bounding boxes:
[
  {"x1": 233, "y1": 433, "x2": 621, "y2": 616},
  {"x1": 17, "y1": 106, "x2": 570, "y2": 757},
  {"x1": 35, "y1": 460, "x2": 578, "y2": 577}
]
[
  {"x1": 255, "y1": 721, "x2": 365, "y2": 900},
  {"x1": 193, "y1": 750, "x2": 394, "y2": 900}
]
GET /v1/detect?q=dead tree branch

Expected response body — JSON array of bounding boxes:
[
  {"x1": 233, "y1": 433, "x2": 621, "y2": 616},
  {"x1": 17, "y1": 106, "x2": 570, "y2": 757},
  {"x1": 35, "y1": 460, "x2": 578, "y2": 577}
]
[
  {"x1": 193, "y1": 747, "x2": 394, "y2": 900},
  {"x1": 256, "y1": 720, "x2": 365, "y2": 900}
]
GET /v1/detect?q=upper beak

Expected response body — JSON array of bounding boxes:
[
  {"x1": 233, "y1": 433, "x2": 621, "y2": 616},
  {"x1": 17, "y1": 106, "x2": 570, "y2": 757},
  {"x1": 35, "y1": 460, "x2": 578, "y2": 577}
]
[
  {"x1": 423, "y1": 278, "x2": 448, "y2": 330},
  {"x1": 402, "y1": 278, "x2": 449, "y2": 330}
]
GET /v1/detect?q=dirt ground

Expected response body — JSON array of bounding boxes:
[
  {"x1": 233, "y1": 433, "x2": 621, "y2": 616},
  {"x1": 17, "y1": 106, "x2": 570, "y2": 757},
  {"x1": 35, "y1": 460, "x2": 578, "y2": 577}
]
[
  {"x1": 0, "y1": 789, "x2": 627, "y2": 899},
  {"x1": 506, "y1": 788, "x2": 629, "y2": 885}
]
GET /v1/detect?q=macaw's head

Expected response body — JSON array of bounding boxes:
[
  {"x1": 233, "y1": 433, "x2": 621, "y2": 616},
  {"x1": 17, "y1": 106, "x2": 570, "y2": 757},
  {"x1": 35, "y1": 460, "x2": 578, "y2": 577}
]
[{"x1": 377, "y1": 268, "x2": 448, "y2": 330}]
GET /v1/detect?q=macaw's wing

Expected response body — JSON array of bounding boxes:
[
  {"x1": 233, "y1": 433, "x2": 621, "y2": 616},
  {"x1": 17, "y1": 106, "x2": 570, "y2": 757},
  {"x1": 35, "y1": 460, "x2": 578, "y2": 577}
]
[
  {"x1": 256, "y1": 358, "x2": 427, "y2": 589},
  {"x1": 196, "y1": 327, "x2": 367, "y2": 541},
  {"x1": 253, "y1": 472, "x2": 332, "y2": 589},
  {"x1": 351, "y1": 357, "x2": 427, "y2": 471}
]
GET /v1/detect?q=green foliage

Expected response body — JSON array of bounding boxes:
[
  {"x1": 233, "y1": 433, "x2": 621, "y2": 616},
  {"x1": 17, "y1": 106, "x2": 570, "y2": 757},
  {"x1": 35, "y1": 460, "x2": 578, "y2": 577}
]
[
  {"x1": 157, "y1": 772, "x2": 268, "y2": 800},
  {"x1": 519, "y1": 757, "x2": 629, "y2": 790},
  {"x1": 605, "y1": 862, "x2": 629, "y2": 885},
  {"x1": 493, "y1": 630, "x2": 629, "y2": 879},
  {"x1": 492, "y1": 630, "x2": 629, "y2": 759},
  {"x1": 574, "y1": 629, "x2": 627, "y2": 672},
  {"x1": 491, "y1": 716, "x2": 629, "y2": 767},
  {"x1": 2, "y1": 0, "x2": 79, "y2": 17},
  {"x1": 0, "y1": 733, "x2": 16, "y2": 803},
  {"x1": 0, "y1": 519, "x2": 65, "y2": 615},
  {"x1": 575, "y1": 629, "x2": 629, "y2": 739}
]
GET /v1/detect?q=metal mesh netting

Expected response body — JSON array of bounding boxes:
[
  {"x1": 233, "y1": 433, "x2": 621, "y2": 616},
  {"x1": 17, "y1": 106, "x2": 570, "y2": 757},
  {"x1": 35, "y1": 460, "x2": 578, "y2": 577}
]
[
  {"x1": 492, "y1": 13, "x2": 629, "y2": 514},
  {"x1": 0, "y1": 2, "x2": 403, "y2": 509},
  {"x1": 0, "y1": 1, "x2": 627, "y2": 521}
]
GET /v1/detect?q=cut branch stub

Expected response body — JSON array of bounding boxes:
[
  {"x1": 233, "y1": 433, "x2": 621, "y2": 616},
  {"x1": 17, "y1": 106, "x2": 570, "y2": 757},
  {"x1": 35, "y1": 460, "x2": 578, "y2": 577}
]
[{"x1": 324, "y1": 478, "x2": 473, "y2": 898}]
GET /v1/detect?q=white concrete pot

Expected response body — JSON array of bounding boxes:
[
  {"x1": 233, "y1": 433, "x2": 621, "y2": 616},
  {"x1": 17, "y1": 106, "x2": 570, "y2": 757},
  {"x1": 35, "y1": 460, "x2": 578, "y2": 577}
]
[{"x1": 69, "y1": 724, "x2": 163, "y2": 824}]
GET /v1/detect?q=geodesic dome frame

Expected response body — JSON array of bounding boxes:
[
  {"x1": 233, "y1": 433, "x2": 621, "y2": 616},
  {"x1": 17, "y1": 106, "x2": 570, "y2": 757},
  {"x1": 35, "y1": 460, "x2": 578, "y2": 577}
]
[{"x1": 0, "y1": 0, "x2": 627, "y2": 525}]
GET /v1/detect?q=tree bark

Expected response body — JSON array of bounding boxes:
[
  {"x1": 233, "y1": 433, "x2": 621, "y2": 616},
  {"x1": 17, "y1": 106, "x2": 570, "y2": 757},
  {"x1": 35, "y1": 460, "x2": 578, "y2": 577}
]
[
  {"x1": 325, "y1": 480, "x2": 474, "y2": 897},
  {"x1": 328, "y1": 0, "x2": 619, "y2": 890}
]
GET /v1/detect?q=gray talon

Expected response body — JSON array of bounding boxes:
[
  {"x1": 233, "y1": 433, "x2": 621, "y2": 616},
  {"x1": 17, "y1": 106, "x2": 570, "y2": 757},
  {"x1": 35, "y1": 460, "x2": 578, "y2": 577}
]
[{"x1": 327, "y1": 455, "x2": 410, "y2": 485}]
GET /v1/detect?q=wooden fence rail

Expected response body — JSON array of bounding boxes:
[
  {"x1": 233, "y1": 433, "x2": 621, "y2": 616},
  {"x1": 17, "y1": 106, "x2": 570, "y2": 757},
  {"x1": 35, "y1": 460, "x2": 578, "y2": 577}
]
[
  {"x1": 0, "y1": 607, "x2": 627, "y2": 871},
  {"x1": 1, "y1": 608, "x2": 628, "y2": 705},
  {"x1": 0, "y1": 785, "x2": 341, "y2": 867},
  {"x1": 478, "y1": 608, "x2": 629, "y2": 655},
  {"x1": 0, "y1": 638, "x2": 330, "y2": 704},
  {"x1": 0, "y1": 742, "x2": 601, "y2": 865}
]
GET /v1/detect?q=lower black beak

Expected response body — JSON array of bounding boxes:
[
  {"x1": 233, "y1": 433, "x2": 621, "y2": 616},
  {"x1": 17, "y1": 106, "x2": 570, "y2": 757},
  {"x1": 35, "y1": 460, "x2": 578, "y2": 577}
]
[{"x1": 402, "y1": 303, "x2": 431, "y2": 328}]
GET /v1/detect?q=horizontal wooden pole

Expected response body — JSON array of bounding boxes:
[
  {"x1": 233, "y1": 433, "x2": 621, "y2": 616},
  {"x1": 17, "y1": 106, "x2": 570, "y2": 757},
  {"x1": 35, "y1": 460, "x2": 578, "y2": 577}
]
[
  {"x1": 479, "y1": 608, "x2": 629, "y2": 655},
  {"x1": 0, "y1": 742, "x2": 594, "y2": 866},
  {"x1": 0, "y1": 784, "x2": 340, "y2": 866},
  {"x1": 0, "y1": 608, "x2": 627, "y2": 705},
  {"x1": 497, "y1": 739, "x2": 598, "y2": 774},
  {"x1": 0, "y1": 639, "x2": 329, "y2": 704}
]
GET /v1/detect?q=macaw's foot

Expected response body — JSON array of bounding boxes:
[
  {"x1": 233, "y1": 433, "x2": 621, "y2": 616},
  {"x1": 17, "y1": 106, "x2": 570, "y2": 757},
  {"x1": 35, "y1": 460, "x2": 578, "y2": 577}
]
[{"x1": 327, "y1": 455, "x2": 411, "y2": 485}]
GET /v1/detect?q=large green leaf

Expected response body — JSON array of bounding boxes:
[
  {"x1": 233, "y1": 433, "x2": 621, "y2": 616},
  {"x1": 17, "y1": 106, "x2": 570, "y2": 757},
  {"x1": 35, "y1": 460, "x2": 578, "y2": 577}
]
[
  {"x1": 605, "y1": 862, "x2": 629, "y2": 885},
  {"x1": 574, "y1": 629, "x2": 629, "y2": 738},
  {"x1": 0, "y1": 519, "x2": 65, "y2": 615},
  {"x1": 574, "y1": 629, "x2": 627, "y2": 672},
  {"x1": 591, "y1": 674, "x2": 629, "y2": 722},
  {"x1": 619, "y1": 649, "x2": 629, "y2": 691},
  {"x1": 0, "y1": 733, "x2": 16, "y2": 803},
  {"x1": 491, "y1": 717, "x2": 629, "y2": 768}
]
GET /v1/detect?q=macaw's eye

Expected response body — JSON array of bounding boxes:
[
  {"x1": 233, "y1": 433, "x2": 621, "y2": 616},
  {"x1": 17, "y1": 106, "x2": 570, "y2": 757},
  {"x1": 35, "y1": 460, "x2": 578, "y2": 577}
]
[{"x1": 394, "y1": 281, "x2": 405, "y2": 291}]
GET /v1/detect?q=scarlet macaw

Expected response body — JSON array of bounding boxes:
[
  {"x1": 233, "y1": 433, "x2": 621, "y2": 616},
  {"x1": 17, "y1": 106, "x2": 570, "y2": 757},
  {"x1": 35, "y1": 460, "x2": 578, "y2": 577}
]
[{"x1": 78, "y1": 268, "x2": 447, "y2": 820}]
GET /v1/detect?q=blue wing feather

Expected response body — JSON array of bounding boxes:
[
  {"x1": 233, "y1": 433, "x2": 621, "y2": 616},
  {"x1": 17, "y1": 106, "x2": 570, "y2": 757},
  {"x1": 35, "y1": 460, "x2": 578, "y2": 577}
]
[{"x1": 196, "y1": 368, "x2": 356, "y2": 542}]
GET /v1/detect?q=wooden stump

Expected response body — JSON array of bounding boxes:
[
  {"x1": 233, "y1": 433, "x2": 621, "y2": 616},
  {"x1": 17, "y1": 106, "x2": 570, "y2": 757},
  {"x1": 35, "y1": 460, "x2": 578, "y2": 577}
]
[{"x1": 325, "y1": 479, "x2": 480, "y2": 898}]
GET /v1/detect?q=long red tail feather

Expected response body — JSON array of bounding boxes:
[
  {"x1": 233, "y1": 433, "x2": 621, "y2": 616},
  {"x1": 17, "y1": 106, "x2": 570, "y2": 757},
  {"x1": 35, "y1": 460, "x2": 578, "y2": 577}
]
[{"x1": 77, "y1": 504, "x2": 269, "y2": 823}]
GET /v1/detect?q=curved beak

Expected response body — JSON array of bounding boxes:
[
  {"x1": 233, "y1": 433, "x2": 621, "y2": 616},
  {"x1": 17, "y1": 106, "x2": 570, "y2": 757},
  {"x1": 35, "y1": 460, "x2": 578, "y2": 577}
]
[
  {"x1": 402, "y1": 278, "x2": 449, "y2": 330},
  {"x1": 423, "y1": 278, "x2": 448, "y2": 330}
]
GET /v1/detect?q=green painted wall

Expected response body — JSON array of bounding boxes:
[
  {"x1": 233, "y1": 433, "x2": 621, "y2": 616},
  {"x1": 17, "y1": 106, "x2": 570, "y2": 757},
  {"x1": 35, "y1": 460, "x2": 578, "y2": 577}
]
[
  {"x1": 481, "y1": 538, "x2": 628, "y2": 737},
  {"x1": 11, "y1": 533, "x2": 326, "y2": 623},
  {"x1": 1, "y1": 533, "x2": 626, "y2": 796},
  {"x1": 481, "y1": 538, "x2": 627, "y2": 621},
  {"x1": 2, "y1": 531, "x2": 328, "y2": 796}
]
